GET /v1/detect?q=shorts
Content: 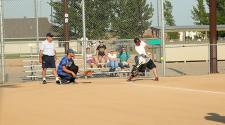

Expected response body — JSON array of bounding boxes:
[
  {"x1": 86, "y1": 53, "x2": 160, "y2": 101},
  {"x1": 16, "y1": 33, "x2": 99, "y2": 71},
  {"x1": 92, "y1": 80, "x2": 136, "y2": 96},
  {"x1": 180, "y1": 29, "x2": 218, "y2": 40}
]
[
  {"x1": 42, "y1": 55, "x2": 56, "y2": 68},
  {"x1": 138, "y1": 59, "x2": 156, "y2": 72},
  {"x1": 87, "y1": 59, "x2": 95, "y2": 64}
]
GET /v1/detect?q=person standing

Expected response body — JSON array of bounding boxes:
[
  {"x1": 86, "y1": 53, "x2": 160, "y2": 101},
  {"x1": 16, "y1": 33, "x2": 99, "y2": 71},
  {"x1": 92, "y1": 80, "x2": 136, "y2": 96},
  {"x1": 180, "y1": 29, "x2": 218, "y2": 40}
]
[{"x1": 39, "y1": 33, "x2": 60, "y2": 84}]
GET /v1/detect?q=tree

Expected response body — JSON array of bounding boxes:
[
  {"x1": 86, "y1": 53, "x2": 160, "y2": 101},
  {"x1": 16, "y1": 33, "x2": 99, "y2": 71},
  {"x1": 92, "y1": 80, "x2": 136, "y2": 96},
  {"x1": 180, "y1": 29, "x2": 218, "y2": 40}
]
[
  {"x1": 164, "y1": 0, "x2": 178, "y2": 39},
  {"x1": 164, "y1": 0, "x2": 175, "y2": 26},
  {"x1": 192, "y1": 0, "x2": 225, "y2": 37},
  {"x1": 191, "y1": 0, "x2": 208, "y2": 25},
  {"x1": 50, "y1": 0, "x2": 113, "y2": 39},
  {"x1": 50, "y1": 0, "x2": 154, "y2": 39},
  {"x1": 111, "y1": 0, "x2": 154, "y2": 39}
]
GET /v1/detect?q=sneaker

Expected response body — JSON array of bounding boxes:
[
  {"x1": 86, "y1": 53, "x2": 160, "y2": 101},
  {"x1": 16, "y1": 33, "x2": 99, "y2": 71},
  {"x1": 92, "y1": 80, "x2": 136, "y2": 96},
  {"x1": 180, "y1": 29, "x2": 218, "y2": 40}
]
[
  {"x1": 56, "y1": 80, "x2": 61, "y2": 85},
  {"x1": 42, "y1": 80, "x2": 47, "y2": 84},
  {"x1": 61, "y1": 80, "x2": 70, "y2": 84},
  {"x1": 154, "y1": 77, "x2": 159, "y2": 81}
]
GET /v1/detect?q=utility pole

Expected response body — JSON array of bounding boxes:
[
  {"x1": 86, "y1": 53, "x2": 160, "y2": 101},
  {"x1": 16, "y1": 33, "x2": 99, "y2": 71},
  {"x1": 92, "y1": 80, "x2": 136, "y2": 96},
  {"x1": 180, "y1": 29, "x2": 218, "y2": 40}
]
[
  {"x1": 209, "y1": 0, "x2": 218, "y2": 73},
  {"x1": 64, "y1": 0, "x2": 69, "y2": 53}
]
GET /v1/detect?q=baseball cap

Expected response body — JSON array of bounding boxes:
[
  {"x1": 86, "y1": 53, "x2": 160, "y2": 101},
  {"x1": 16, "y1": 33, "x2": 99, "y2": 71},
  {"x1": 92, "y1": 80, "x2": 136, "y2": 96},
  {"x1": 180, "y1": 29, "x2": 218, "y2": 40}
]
[
  {"x1": 67, "y1": 49, "x2": 75, "y2": 54},
  {"x1": 46, "y1": 33, "x2": 54, "y2": 37}
]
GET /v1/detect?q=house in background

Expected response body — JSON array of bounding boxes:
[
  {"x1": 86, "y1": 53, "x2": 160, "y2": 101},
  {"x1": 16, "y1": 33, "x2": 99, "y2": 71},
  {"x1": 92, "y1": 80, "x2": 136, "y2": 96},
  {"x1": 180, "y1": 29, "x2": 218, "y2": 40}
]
[{"x1": 3, "y1": 17, "x2": 52, "y2": 40}]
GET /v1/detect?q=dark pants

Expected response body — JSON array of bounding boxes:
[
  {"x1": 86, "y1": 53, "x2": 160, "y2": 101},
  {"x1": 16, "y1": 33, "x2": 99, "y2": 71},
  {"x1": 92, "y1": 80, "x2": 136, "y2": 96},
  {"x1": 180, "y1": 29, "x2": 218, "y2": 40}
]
[{"x1": 58, "y1": 64, "x2": 79, "y2": 82}]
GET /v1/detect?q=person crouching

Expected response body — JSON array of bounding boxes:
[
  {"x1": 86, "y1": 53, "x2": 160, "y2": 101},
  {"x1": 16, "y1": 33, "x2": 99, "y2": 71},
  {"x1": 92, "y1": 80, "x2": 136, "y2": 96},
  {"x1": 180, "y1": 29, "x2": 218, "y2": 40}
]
[{"x1": 57, "y1": 49, "x2": 78, "y2": 84}]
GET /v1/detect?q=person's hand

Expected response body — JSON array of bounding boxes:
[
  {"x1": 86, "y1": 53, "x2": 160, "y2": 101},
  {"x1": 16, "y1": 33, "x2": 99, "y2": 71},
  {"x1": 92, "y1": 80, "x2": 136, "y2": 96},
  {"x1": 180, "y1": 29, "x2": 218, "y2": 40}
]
[{"x1": 71, "y1": 72, "x2": 77, "y2": 78}]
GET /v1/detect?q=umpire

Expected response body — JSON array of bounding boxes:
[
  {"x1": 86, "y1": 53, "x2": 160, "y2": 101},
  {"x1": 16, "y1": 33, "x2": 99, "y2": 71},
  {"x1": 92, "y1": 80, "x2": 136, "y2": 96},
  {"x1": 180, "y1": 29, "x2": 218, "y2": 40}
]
[{"x1": 39, "y1": 33, "x2": 60, "y2": 84}]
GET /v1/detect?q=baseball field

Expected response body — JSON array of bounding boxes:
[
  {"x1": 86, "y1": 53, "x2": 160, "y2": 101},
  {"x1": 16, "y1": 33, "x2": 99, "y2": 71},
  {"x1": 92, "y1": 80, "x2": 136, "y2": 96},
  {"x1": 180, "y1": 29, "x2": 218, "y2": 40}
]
[{"x1": 0, "y1": 74, "x2": 225, "y2": 125}]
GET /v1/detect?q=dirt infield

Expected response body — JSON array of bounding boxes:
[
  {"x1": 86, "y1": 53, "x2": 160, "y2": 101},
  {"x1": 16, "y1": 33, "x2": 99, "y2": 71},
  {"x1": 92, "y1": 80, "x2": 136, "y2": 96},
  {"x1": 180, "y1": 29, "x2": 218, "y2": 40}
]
[{"x1": 0, "y1": 74, "x2": 225, "y2": 125}]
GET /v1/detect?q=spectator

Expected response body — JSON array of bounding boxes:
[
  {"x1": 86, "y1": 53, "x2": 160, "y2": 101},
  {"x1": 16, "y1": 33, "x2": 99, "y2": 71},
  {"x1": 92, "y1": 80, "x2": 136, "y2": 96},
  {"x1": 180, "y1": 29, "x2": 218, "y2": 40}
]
[
  {"x1": 107, "y1": 50, "x2": 119, "y2": 72},
  {"x1": 96, "y1": 41, "x2": 107, "y2": 68},
  {"x1": 86, "y1": 47, "x2": 96, "y2": 68},
  {"x1": 117, "y1": 47, "x2": 130, "y2": 69}
]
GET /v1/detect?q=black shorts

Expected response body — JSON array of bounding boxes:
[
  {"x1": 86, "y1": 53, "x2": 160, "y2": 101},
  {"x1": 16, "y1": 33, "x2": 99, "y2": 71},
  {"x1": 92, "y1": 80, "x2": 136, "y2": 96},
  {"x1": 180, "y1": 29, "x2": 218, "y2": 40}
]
[
  {"x1": 42, "y1": 55, "x2": 56, "y2": 68},
  {"x1": 138, "y1": 59, "x2": 156, "y2": 72}
]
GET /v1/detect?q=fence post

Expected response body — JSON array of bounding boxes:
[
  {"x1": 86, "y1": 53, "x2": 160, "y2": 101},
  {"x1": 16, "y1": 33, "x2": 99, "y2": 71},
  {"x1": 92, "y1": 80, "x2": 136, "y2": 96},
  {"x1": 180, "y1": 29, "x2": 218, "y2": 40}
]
[
  {"x1": 0, "y1": 0, "x2": 5, "y2": 84},
  {"x1": 82, "y1": 0, "x2": 87, "y2": 78},
  {"x1": 161, "y1": 0, "x2": 166, "y2": 76}
]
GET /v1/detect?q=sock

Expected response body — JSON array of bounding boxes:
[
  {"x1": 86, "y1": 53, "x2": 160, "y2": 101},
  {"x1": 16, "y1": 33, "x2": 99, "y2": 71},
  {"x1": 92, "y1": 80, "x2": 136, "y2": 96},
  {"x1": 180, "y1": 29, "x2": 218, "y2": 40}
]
[
  {"x1": 43, "y1": 78, "x2": 46, "y2": 81},
  {"x1": 56, "y1": 77, "x2": 59, "y2": 81}
]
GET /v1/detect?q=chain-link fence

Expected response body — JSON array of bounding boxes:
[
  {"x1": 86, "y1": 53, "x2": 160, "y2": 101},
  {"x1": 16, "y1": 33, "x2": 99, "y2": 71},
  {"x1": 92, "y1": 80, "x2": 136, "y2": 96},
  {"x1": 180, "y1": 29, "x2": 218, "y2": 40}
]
[{"x1": 1, "y1": 0, "x2": 225, "y2": 84}]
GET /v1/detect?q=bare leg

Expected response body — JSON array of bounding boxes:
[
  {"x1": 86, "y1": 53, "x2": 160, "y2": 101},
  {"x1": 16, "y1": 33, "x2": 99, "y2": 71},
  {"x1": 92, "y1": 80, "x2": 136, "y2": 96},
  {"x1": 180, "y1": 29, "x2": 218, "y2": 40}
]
[
  {"x1": 42, "y1": 68, "x2": 47, "y2": 79},
  {"x1": 98, "y1": 56, "x2": 103, "y2": 68},
  {"x1": 151, "y1": 68, "x2": 159, "y2": 81}
]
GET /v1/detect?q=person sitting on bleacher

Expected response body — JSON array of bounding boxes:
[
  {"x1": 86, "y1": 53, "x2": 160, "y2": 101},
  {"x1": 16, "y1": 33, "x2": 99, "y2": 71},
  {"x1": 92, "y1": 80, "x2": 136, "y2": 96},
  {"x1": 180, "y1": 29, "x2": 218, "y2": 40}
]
[
  {"x1": 117, "y1": 47, "x2": 130, "y2": 69},
  {"x1": 86, "y1": 47, "x2": 96, "y2": 68},
  {"x1": 107, "y1": 50, "x2": 119, "y2": 72},
  {"x1": 96, "y1": 41, "x2": 107, "y2": 68},
  {"x1": 57, "y1": 49, "x2": 78, "y2": 84}
]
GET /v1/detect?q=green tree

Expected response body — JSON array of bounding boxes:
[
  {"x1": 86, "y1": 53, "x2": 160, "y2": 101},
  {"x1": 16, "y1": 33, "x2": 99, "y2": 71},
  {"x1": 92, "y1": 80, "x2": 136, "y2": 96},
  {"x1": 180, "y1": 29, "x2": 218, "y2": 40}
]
[
  {"x1": 50, "y1": 0, "x2": 113, "y2": 39},
  {"x1": 164, "y1": 0, "x2": 175, "y2": 26},
  {"x1": 191, "y1": 0, "x2": 208, "y2": 25},
  {"x1": 164, "y1": 0, "x2": 178, "y2": 39},
  {"x1": 111, "y1": 0, "x2": 154, "y2": 39},
  {"x1": 192, "y1": 0, "x2": 225, "y2": 37}
]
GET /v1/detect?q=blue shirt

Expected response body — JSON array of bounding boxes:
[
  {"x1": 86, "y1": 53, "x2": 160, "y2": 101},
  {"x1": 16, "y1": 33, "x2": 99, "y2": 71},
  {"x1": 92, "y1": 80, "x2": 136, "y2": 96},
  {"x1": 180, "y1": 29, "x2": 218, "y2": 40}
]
[{"x1": 57, "y1": 56, "x2": 74, "y2": 75}]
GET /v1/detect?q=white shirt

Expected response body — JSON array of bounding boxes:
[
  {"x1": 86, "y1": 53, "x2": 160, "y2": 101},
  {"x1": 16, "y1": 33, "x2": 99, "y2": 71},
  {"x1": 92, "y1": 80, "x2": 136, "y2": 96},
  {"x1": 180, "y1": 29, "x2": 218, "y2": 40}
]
[
  {"x1": 135, "y1": 41, "x2": 147, "y2": 56},
  {"x1": 87, "y1": 54, "x2": 93, "y2": 61},
  {"x1": 40, "y1": 40, "x2": 55, "y2": 56},
  {"x1": 108, "y1": 53, "x2": 117, "y2": 59}
]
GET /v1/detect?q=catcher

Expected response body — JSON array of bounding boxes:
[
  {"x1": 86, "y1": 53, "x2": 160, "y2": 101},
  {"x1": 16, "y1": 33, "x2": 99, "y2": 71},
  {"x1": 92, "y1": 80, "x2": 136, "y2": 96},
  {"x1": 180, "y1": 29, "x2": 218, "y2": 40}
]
[
  {"x1": 57, "y1": 49, "x2": 92, "y2": 84},
  {"x1": 127, "y1": 38, "x2": 159, "y2": 81}
]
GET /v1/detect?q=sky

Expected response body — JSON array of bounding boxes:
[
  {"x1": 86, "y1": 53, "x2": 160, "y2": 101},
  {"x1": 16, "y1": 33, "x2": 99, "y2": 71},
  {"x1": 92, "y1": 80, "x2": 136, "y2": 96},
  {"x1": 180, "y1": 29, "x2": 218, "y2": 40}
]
[{"x1": 3, "y1": 0, "x2": 197, "y2": 26}]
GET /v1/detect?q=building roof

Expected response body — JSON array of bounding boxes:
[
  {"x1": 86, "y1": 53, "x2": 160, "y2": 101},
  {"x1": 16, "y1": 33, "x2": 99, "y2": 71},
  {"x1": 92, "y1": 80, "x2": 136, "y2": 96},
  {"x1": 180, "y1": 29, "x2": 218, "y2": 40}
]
[
  {"x1": 3, "y1": 17, "x2": 52, "y2": 39},
  {"x1": 151, "y1": 25, "x2": 225, "y2": 32}
]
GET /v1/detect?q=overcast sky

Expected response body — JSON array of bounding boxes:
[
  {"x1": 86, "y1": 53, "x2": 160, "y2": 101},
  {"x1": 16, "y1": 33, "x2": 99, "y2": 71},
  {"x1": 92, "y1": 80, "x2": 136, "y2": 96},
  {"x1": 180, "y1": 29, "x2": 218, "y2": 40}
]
[{"x1": 3, "y1": 0, "x2": 198, "y2": 26}]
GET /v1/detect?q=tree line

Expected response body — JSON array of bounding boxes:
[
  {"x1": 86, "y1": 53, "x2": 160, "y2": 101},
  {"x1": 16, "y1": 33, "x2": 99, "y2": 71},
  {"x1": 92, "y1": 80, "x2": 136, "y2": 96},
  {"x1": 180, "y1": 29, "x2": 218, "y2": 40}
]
[{"x1": 50, "y1": 0, "x2": 175, "y2": 39}]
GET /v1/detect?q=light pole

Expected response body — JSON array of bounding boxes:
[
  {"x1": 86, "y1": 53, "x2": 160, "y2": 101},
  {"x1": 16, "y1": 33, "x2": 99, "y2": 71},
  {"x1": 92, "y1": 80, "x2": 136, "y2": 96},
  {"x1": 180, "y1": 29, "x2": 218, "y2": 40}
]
[
  {"x1": 161, "y1": 0, "x2": 166, "y2": 76},
  {"x1": 34, "y1": 0, "x2": 39, "y2": 53}
]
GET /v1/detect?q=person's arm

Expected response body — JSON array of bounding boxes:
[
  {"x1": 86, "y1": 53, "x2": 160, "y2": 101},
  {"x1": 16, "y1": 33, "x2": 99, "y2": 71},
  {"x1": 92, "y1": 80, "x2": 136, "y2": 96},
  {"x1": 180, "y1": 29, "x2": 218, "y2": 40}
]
[
  {"x1": 39, "y1": 42, "x2": 44, "y2": 63},
  {"x1": 144, "y1": 44, "x2": 154, "y2": 60},
  {"x1": 39, "y1": 50, "x2": 43, "y2": 63},
  {"x1": 62, "y1": 66, "x2": 76, "y2": 78}
]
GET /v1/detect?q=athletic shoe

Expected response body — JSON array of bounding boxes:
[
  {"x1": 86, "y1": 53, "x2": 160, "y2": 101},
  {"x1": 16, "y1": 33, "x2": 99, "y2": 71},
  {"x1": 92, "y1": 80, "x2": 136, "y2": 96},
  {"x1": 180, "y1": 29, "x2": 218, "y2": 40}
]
[
  {"x1": 154, "y1": 77, "x2": 159, "y2": 81},
  {"x1": 61, "y1": 80, "x2": 70, "y2": 84},
  {"x1": 42, "y1": 80, "x2": 47, "y2": 84},
  {"x1": 56, "y1": 80, "x2": 61, "y2": 85}
]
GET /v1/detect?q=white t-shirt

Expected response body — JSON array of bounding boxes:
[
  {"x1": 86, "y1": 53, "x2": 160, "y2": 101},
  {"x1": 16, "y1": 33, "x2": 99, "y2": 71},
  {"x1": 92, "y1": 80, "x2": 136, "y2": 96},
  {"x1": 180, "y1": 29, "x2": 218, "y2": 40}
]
[
  {"x1": 40, "y1": 40, "x2": 55, "y2": 56},
  {"x1": 87, "y1": 54, "x2": 93, "y2": 61},
  {"x1": 135, "y1": 41, "x2": 147, "y2": 56},
  {"x1": 135, "y1": 41, "x2": 147, "y2": 63}
]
